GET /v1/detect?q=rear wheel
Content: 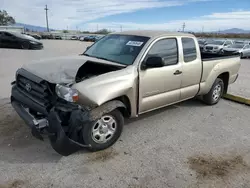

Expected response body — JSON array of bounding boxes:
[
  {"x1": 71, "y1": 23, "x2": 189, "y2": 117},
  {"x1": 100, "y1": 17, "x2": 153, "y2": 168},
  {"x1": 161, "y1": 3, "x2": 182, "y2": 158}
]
[
  {"x1": 240, "y1": 53, "x2": 244, "y2": 59},
  {"x1": 203, "y1": 78, "x2": 224, "y2": 105},
  {"x1": 82, "y1": 109, "x2": 124, "y2": 152}
]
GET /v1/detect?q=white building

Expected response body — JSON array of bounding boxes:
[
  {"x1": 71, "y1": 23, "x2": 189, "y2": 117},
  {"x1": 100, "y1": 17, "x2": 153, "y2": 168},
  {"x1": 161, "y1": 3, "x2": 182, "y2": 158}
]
[{"x1": 0, "y1": 26, "x2": 24, "y2": 33}]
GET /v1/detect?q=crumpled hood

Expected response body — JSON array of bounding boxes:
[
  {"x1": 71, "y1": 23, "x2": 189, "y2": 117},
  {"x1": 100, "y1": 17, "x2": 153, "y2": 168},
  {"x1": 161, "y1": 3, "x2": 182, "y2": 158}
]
[{"x1": 22, "y1": 55, "x2": 124, "y2": 83}]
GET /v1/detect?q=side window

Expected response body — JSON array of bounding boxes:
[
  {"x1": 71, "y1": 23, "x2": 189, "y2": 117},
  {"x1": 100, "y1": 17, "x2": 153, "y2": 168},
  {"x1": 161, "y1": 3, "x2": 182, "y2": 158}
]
[
  {"x1": 4, "y1": 32, "x2": 13, "y2": 37},
  {"x1": 181, "y1": 38, "x2": 197, "y2": 62},
  {"x1": 245, "y1": 45, "x2": 250, "y2": 49},
  {"x1": 225, "y1": 41, "x2": 232, "y2": 46},
  {"x1": 146, "y1": 38, "x2": 178, "y2": 66}
]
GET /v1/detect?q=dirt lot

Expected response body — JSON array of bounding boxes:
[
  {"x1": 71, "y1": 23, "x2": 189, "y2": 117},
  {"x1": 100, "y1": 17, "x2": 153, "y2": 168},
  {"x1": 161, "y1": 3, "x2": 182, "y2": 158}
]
[{"x1": 1, "y1": 40, "x2": 250, "y2": 188}]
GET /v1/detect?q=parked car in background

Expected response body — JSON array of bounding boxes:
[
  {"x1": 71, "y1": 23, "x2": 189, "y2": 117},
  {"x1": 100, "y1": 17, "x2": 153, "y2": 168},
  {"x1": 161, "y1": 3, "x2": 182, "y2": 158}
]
[
  {"x1": 71, "y1": 36, "x2": 78, "y2": 40},
  {"x1": 234, "y1": 40, "x2": 245, "y2": 44},
  {"x1": 79, "y1": 36, "x2": 86, "y2": 41},
  {"x1": 26, "y1": 33, "x2": 42, "y2": 40},
  {"x1": 244, "y1": 41, "x2": 250, "y2": 45},
  {"x1": 94, "y1": 35, "x2": 104, "y2": 42},
  {"x1": 223, "y1": 43, "x2": 250, "y2": 58},
  {"x1": 84, "y1": 35, "x2": 95, "y2": 42},
  {"x1": 198, "y1": 39, "x2": 207, "y2": 51},
  {"x1": 0, "y1": 31, "x2": 43, "y2": 49},
  {"x1": 54, "y1": 36, "x2": 62, "y2": 40},
  {"x1": 41, "y1": 34, "x2": 54, "y2": 39},
  {"x1": 203, "y1": 39, "x2": 233, "y2": 54}
]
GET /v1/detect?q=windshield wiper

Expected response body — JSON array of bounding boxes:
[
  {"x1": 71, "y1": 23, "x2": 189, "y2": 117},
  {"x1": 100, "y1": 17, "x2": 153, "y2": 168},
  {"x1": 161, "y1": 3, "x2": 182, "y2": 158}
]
[
  {"x1": 93, "y1": 56, "x2": 121, "y2": 64},
  {"x1": 81, "y1": 54, "x2": 124, "y2": 66}
]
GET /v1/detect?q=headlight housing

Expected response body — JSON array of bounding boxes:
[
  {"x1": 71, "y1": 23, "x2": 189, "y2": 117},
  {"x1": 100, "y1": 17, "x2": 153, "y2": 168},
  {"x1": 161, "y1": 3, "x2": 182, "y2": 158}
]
[
  {"x1": 55, "y1": 84, "x2": 79, "y2": 102},
  {"x1": 214, "y1": 47, "x2": 219, "y2": 50},
  {"x1": 30, "y1": 41, "x2": 38, "y2": 44}
]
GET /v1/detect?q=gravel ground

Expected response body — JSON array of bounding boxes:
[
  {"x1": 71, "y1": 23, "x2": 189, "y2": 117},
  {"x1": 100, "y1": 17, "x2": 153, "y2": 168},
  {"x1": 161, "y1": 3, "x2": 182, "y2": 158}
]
[
  {"x1": 1, "y1": 40, "x2": 250, "y2": 188},
  {"x1": 228, "y1": 59, "x2": 250, "y2": 99}
]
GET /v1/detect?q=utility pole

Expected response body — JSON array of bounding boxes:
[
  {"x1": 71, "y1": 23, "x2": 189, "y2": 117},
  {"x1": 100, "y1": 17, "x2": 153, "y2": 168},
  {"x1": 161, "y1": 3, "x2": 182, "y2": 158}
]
[
  {"x1": 44, "y1": 5, "x2": 49, "y2": 32},
  {"x1": 182, "y1": 22, "x2": 186, "y2": 32}
]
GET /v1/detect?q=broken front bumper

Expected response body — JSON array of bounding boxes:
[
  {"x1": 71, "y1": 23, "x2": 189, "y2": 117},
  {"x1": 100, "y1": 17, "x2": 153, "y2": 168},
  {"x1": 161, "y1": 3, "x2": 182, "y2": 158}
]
[{"x1": 11, "y1": 85, "x2": 92, "y2": 156}]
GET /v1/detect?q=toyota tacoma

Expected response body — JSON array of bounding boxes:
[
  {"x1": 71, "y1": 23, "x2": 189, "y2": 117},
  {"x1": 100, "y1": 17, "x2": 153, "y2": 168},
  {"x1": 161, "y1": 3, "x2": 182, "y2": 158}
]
[{"x1": 10, "y1": 31, "x2": 240, "y2": 156}]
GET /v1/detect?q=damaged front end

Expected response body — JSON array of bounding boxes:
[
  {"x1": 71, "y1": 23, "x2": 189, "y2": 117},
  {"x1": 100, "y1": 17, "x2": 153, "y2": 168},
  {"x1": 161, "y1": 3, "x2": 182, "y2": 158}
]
[
  {"x1": 11, "y1": 68, "x2": 95, "y2": 156},
  {"x1": 47, "y1": 106, "x2": 92, "y2": 156}
]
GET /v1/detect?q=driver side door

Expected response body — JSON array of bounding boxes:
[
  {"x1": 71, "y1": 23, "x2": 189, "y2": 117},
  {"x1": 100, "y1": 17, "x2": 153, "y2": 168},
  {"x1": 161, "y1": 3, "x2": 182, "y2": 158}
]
[
  {"x1": 138, "y1": 37, "x2": 182, "y2": 114},
  {"x1": 1, "y1": 32, "x2": 15, "y2": 48}
]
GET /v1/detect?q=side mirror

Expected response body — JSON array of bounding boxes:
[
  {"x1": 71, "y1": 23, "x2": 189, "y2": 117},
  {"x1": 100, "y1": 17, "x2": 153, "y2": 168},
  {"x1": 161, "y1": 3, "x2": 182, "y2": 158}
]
[{"x1": 142, "y1": 56, "x2": 164, "y2": 70}]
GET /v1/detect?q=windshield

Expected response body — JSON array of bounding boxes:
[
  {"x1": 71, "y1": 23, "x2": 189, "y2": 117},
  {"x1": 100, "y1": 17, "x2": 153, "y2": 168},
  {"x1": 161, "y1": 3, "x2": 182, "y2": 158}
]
[
  {"x1": 11, "y1": 32, "x2": 34, "y2": 40},
  {"x1": 210, "y1": 40, "x2": 224, "y2": 45},
  {"x1": 83, "y1": 34, "x2": 149, "y2": 65},
  {"x1": 229, "y1": 44, "x2": 244, "y2": 49}
]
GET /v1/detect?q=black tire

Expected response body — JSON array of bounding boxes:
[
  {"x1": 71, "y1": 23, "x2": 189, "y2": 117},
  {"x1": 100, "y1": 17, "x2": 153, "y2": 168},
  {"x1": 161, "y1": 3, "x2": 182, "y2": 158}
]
[
  {"x1": 21, "y1": 42, "x2": 30, "y2": 49},
  {"x1": 203, "y1": 78, "x2": 224, "y2": 105},
  {"x1": 219, "y1": 49, "x2": 224, "y2": 54},
  {"x1": 82, "y1": 109, "x2": 124, "y2": 152},
  {"x1": 240, "y1": 53, "x2": 244, "y2": 59}
]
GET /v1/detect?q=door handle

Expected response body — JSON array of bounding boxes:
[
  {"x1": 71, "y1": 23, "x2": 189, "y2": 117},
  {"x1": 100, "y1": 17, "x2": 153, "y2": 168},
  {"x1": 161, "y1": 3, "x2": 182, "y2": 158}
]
[{"x1": 173, "y1": 70, "x2": 182, "y2": 75}]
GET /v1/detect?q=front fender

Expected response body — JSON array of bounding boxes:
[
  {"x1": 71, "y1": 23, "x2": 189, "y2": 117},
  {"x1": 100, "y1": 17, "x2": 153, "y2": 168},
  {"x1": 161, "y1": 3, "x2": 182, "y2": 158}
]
[{"x1": 89, "y1": 100, "x2": 126, "y2": 121}]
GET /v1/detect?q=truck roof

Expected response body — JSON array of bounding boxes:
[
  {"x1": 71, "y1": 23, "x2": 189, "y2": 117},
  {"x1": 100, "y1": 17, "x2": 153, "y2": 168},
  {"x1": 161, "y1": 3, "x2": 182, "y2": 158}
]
[{"x1": 111, "y1": 30, "x2": 194, "y2": 38}]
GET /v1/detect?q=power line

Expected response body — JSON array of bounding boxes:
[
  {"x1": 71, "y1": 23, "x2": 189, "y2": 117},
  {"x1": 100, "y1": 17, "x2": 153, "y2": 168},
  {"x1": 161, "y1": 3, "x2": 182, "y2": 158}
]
[{"x1": 44, "y1": 5, "x2": 49, "y2": 32}]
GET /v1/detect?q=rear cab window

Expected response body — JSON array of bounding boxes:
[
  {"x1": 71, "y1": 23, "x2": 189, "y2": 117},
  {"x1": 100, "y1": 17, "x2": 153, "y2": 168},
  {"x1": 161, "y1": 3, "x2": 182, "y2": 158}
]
[{"x1": 181, "y1": 38, "x2": 197, "y2": 62}]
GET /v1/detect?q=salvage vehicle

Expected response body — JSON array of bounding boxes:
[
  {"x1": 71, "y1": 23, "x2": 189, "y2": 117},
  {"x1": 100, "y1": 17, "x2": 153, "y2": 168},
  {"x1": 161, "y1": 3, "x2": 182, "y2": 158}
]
[
  {"x1": 223, "y1": 43, "x2": 250, "y2": 58},
  {"x1": 10, "y1": 31, "x2": 240, "y2": 156},
  {"x1": 0, "y1": 31, "x2": 43, "y2": 49},
  {"x1": 203, "y1": 39, "x2": 233, "y2": 54}
]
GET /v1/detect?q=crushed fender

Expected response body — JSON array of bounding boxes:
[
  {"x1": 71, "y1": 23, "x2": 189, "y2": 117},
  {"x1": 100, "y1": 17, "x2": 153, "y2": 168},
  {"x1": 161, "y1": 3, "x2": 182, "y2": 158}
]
[{"x1": 47, "y1": 109, "x2": 92, "y2": 156}]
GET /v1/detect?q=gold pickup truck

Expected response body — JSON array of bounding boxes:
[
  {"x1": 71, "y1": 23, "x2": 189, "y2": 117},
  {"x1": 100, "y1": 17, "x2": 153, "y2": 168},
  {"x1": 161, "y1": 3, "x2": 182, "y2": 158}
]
[{"x1": 11, "y1": 31, "x2": 240, "y2": 155}]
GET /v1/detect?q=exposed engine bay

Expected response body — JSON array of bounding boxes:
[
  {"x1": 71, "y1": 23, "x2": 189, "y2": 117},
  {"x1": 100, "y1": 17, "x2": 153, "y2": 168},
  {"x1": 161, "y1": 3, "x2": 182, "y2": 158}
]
[{"x1": 75, "y1": 61, "x2": 123, "y2": 83}]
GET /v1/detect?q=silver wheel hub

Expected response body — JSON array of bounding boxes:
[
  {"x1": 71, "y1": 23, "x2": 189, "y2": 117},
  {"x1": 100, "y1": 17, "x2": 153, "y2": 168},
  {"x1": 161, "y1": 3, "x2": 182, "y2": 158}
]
[
  {"x1": 91, "y1": 115, "x2": 117, "y2": 144},
  {"x1": 212, "y1": 84, "x2": 222, "y2": 101}
]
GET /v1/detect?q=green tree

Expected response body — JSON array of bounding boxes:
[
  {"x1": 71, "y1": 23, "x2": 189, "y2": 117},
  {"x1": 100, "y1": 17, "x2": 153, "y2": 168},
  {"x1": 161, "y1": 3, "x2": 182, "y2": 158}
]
[
  {"x1": 96, "y1": 29, "x2": 109, "y2": 34},
  {"x1": 0, "y1": 10, "x2": 15, "y2": 25},
  {"x1": 63, "y1": 30, "x2": 69, "y2": 33}
]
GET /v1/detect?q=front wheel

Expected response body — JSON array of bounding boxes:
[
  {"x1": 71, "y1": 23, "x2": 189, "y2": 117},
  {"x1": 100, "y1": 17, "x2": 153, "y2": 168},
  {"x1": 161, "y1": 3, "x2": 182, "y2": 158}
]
[
  {"x1": 203, "y1": 78, "x2": 224, "y2": 105},
  {"x1": 82, "y1": 109, "x2": 124, "y2": 152},
  {"x1": 21, "y1": 42, "x2": 30, "y2": 49}
]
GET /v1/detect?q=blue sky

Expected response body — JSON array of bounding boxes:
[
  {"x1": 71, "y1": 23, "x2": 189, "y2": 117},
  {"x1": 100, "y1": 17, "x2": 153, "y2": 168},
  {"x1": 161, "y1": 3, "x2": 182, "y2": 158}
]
[{"x1": 1, "y1": 0, "x2": 250, "y2": 31}]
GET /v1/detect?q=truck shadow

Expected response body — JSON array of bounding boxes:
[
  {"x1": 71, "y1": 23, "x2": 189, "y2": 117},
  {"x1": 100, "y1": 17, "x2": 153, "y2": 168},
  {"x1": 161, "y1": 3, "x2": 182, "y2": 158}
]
[{"x1": 0, "y1": 98, "x2": 61, "y2": 164}]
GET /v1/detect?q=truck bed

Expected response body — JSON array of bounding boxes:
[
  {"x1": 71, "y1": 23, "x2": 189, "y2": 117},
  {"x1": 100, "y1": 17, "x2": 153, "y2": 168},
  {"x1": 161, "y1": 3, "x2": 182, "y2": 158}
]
[
  {"x1": 201, "y1": 52, "x2": 240, "y2": 61},
  {"x1": 198, "y1": 52, "x2": 241, "y2": 96}
]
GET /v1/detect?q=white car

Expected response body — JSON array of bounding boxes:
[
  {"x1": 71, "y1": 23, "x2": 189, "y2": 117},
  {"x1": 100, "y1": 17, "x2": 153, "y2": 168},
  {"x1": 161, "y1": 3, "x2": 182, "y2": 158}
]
[
  {"x1": 223, "y1": 43, "x2": 250, "y2": 58},
  {"x1": 203, "y1": 40, "x2": 233, "y2": 54},
  {"x1": 79, "y1": 36, "x2": 85, "y2": 41}
]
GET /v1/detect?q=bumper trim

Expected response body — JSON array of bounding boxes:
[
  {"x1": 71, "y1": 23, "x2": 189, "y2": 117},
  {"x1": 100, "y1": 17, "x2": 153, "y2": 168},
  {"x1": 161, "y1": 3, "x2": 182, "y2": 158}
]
[
  {"x1": 11, "y1": 100, "x2": 44, "y2": 140},
  {"x1": 11, "y1": 85, "x2": 48, "y2": 115},
  {"x1": 48, "y1": 110, "x2": 91, "y2": 156}
]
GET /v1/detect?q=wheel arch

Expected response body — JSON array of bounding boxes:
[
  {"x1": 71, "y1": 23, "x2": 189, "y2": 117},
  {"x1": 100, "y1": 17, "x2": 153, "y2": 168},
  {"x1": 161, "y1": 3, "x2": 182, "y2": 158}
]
[
  {"x1": 89, "y1": 96, "x2": 131, "y2": 121},
  {"x1": 217, "y1": 72, "x2": 229, "y2": 94}
]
